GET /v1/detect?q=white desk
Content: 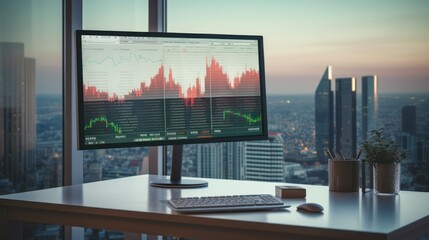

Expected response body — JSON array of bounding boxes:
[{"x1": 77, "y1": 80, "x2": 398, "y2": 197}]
[{"x1": 1, "y1": 174, "x2": 428, "y2": 240}]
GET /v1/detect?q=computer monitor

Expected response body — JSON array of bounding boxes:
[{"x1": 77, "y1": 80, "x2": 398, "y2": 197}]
[{"x1": 76, "y1": 30, "x2": 267, "y2": 188}]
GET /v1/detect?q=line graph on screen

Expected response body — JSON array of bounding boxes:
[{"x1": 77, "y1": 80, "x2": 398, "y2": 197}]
[
  {"x1": 80, "y1": 36, "x2": 263, "y2": 143},
  {"x1": 83, "y1": 56, "x2": 260, "y2": 103}
]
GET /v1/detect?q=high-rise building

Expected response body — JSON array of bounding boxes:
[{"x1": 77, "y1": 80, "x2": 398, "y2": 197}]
[
  {"x1": 0, "y1": 42, "x2": 36, "y2": 192},
  {"x1": 362, "y1": 75, "x2": 378, "y2": 140},
  {"x1": 417, "y1": 135, "x2": 429, "y2": 165},
  {"x1": 197, "y1": 142, "x2": 244, "y2": 179},
  {"x1": 23, "y1": 58, "x2": 36, "y2": 170},
  {"x1": 197, "y1": 143, "x2": 224, "y2": 178},
  {"x1": 335, "y1": 77, "x2": 357, "y2": 159},
  {"x1": 401, "y1": 105, "x2": 417, "y2": 162},
  {"x1": 224, "y1": 142, "x2": 245, "y2": 179},
  {"x1": 315, "y1": 66, "x2": 334, "y2": 163},
  {"x1": 244, "y1": 132, "x2": 284, "y2": 182},
  {"x1": 402, "y1": 105, "x2": 417, "y2": 135}
]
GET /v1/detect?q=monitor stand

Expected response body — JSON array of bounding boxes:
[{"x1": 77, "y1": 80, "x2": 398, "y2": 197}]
[{"x1": 150, "y1": 144, "x2": 208, "y2": 188}]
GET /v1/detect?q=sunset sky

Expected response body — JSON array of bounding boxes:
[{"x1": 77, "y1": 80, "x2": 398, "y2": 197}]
[
  {"x1": 169, "y1": 0, "x2": 429, "y2": 94},
  {"x1": 1, "y1": 0, "x2": 428, "y2": 95}
]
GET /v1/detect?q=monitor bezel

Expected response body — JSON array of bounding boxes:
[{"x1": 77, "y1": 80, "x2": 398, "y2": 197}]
[{"x1": 76, "y1": 30, "x2": 268, "y2": 150}]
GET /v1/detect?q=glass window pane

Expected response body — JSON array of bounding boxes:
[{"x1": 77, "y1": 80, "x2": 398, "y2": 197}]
[
  {"x1": 83, "y1": 0, "x2": 148, "y2": 31},
  {"x1": 168, "y1": 0, "x2": 429, "y2": 191},
  {"x1": 82, "y1": 0, "x2": 149, "y2": 238},
  {"x1": 82, "y1": 0, "x2": 149, "y2": 184},
  {"x1": 0, "y1": 0, "x2": 63, "y2": 238},
  {"x1": 0, "y1": 0, "x2": 62, "y2": 192}
]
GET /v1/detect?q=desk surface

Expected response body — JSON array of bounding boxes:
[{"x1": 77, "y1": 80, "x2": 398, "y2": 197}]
[{"x1": 1, "y1": 174, "x2": 429, "y2": 240}]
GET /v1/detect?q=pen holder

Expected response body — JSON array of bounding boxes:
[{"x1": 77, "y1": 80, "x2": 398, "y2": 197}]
[{"x1": 329, "y1": 159, "x2": 359, "y2": 192}]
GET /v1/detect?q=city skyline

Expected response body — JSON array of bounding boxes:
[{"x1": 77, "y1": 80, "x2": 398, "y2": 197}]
[
  {"x1": 1, "y1": 0, "x2": 428, "y2": 95},
  {"x1": 169, "y1": 0, "x2": 429, "y2": 95}
]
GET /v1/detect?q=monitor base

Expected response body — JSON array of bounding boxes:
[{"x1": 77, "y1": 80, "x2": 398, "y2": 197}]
[{"x1": 150, "y1": 178, "x2": 208, "y2": 188}]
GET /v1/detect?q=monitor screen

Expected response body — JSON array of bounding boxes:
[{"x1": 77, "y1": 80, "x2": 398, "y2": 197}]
[{"x1": 76, "y1": 30, "x2": 267, "y2": 150}]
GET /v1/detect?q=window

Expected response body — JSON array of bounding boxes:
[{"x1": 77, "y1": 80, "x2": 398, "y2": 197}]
[
  {"x1": 82, "y1": 0, "x2": 149, "y2": 238},
  {"x1": 0, "y1": 0, "x2": 63, "y2": 238},
  {"x1": 82, "y1": 0, "x2": 149, "y2": 183},
  {"x1": 168, "y1": 0, "x2": 429, "y2": 190}
]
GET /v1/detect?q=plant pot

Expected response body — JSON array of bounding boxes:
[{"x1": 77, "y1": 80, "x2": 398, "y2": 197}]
[{"x1": 373, "y1": 163, "x2": 400, "y2": 195}]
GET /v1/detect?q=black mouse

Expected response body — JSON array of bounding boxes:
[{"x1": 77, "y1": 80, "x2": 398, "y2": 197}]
[{"x1": 297, "y1": 203, "x2": 324, "y2": 213}]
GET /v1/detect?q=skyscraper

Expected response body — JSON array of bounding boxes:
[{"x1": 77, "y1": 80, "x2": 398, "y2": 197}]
[
  {"x1": 402, "y1": 105, "x2": 417, "y2": 135},
  {"x1": 197, "y1": 142, "x2": 244, "y2": 179},
  {"x1": 335, "y1": 77, "x2": 357, "y2": 159},
  {"x1": 401, "y1": 105, "x2": 417, "y2": 163},
  {"x1": 197, "y1": 143, "x2": 224, "y2": 178},
  {"x1": 315, "y1": 66, "x2": 334, "y2": 163},
  {"x1": 0, "y1": 42, "x2": 36, "y2": 192},
  {"x1": 244, "y1": 132, "x2": 284, "y2": 182},
  {"x1": 224, "y1": 142, "x2": 244, "y2": 179},
  {"x1": 362, "y1": 75, "x2": 378, "y2": 140},
  {"x1": 417, "y1": 135, "x2": 429, "y2": 165}
]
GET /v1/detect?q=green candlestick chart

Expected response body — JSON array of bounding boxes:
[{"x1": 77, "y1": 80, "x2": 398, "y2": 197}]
[
  {"x1": 223, "y1": 110, "x2": 261, "y2": 125},
  {"x1": 84, "y1": 116, "x2": 122, "y2": 134}
]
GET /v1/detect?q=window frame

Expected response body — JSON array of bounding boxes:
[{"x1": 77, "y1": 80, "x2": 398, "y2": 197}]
[{"x1": 62, "y1": 0, "x2": 166, "y2": 238}]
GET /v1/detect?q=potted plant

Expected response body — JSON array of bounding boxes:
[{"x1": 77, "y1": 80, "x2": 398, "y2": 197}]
[{"x1": 361, "y1": 129, "x2": 407, "y2": 195}]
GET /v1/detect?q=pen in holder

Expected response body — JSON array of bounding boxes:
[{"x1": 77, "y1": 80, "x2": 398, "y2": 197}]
[{"x1": 327, "y1": 150, "x2": 359, "y2": 192}]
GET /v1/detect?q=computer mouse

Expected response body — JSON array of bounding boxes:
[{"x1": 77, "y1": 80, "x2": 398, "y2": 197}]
[{"x1": 297, "y1": 203, "x2": 324, "y2": 213}]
